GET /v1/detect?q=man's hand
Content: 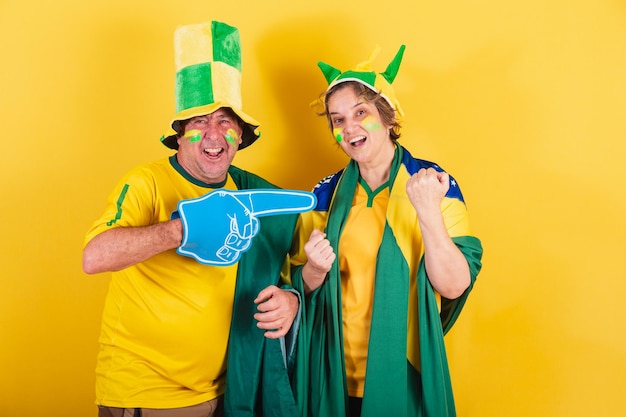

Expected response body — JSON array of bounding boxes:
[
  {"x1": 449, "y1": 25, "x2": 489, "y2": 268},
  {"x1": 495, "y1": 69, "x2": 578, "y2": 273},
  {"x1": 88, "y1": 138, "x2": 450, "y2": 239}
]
[
  {"x1": 174, "y1": 189, "x2": 316, "y2": 265},
  {"x1": 253, "y1": 285, "x2": 299, "y2": 339}
]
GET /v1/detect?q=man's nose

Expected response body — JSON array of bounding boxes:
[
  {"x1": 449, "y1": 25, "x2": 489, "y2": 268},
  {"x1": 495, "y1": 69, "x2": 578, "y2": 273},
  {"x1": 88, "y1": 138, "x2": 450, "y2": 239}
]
[{"x1": 202, "y1": 122, "x2": 222, "y2": 139}]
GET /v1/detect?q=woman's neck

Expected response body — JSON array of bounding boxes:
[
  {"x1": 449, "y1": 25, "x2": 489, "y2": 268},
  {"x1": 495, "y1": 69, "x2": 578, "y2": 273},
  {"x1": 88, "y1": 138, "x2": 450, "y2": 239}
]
[{"x1": 357, "y1": 143, "x2": 396, "y2": 190}]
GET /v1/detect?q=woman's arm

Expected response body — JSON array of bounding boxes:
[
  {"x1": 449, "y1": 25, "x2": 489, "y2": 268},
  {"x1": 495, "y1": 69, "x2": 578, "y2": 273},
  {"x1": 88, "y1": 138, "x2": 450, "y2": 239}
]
[{"x1": 406, "y1": 168, "x2": 471, "y2": 299}]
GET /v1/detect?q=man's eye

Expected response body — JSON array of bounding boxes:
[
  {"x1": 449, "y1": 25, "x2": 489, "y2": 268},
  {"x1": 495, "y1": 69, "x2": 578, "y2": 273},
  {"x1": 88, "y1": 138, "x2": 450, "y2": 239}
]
[{"x1": 356, "y1": 109, "x2": 365, "y2": 117}]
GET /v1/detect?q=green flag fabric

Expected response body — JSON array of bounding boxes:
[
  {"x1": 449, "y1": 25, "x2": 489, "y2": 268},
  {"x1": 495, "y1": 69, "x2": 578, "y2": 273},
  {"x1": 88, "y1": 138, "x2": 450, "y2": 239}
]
[{"x1": 223, "y1": 166, "x2": 300, "y2": 417}]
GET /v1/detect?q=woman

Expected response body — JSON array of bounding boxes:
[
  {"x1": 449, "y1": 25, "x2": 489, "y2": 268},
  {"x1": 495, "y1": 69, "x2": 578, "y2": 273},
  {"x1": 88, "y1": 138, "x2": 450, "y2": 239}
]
[{"x1": 291, "y1": 46, "x2": 483, "y2": 417}]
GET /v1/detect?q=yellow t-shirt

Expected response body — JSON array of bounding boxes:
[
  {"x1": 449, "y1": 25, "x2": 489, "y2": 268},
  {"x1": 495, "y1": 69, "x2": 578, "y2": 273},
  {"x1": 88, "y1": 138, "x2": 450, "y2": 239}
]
[
  {"x1": 85, "y1": 157, "x2": 238, "y2": 408},
  {"x1": 340, "y1": 181, "x2": 389, "y2": 397}
]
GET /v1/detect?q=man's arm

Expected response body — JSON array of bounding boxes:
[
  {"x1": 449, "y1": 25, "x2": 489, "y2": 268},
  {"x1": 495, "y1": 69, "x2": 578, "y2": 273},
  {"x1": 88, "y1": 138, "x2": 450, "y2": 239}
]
[{"x1": 82, "y1": 219, "x2": 183, "y2": 274}]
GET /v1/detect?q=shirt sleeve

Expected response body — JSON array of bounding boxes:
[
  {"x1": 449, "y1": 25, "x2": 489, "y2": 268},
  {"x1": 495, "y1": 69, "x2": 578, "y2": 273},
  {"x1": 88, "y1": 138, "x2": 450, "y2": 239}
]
[{"x1": 83, "y1": 166, "x2": 158, "y2": 247}]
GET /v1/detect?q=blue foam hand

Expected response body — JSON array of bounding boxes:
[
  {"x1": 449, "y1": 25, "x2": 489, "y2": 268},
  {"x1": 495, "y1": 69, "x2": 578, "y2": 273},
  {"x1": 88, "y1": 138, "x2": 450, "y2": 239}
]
[{"x1": 174, "y1": 189, "x2": 317, "y2": 265}]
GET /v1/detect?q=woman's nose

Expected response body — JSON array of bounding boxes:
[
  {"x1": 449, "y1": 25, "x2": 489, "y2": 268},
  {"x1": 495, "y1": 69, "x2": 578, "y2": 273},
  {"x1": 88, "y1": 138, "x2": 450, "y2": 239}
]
[{"x1": 342, "y1": 118, "x2": 357, "y2": 135}]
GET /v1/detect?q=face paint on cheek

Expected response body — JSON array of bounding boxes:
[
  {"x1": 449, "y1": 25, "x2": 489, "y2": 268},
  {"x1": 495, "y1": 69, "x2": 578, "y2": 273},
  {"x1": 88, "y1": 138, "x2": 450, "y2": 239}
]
[
  {"x1": 184, "y1": 129, "x2": 202, "y2": 143},
  {"x1": 224, "y1": 128, "x2": 239, "y2": 146},
  {"x1": 333, "y1": 128, "x2": 343, "y2": 143},
  {"x1": 362, "y1": 115, "x2": 382, "y2": 132}
]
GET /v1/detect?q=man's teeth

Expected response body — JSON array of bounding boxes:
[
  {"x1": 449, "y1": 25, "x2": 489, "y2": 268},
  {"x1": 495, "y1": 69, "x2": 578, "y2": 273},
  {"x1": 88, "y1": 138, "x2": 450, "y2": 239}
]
[{"x1": 204, "y1": 147, "x2": 223, "y2": 155}]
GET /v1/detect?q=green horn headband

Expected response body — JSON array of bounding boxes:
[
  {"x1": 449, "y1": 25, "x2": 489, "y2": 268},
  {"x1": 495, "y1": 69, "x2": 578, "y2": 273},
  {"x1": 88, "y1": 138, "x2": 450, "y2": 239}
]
[{"x1": 317, "y1": 45, "x2": 406, "y2": 116}]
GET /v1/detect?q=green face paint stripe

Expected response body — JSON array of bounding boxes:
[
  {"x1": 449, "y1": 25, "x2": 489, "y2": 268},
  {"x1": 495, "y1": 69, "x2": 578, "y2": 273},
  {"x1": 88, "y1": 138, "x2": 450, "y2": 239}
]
[
  {"x1": 333, "y1": 128, "x2": 343, "y2": 143},
  {"x1": 363, "y1": 117, "x2": 382, "y2": 131},
  {"x1": 106, "y1": 184, "x2": 130, "y2": 226},
  {"x1": 365, "y1": 123, "x2": 382, "y2": 130},
  {"x1": 184, "y1": 129, "x2": 202, "y2": 142},
  {"x1": 225, "y1": 128, "x2": 238, "y2": 145}
]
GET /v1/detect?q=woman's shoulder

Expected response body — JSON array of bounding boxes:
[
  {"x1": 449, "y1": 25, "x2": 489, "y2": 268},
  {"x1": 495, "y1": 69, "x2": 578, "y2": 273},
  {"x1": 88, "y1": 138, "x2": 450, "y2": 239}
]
[
  {"x1": 400, "y1": 146, "x2": 446, "y2": 175},
  {"x1": 400, "y1": 145, "x2": 465, "y2": 202},
  {"x1": 311, "y1": 168, "x2": 345, "y2": 211},
  {"x1": 312, "y1": 169, "x2": 344, "y2": 192}
]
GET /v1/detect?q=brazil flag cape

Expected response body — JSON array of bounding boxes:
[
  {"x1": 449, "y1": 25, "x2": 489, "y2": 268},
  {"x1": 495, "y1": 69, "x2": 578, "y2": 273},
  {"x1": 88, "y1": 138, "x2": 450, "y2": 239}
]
[
  {"x1": 291, "y1": 145, "x2": 483, "y2": 417},
  {"x1": 223, "y1": 165, "x2": 300, "y2": 417}
]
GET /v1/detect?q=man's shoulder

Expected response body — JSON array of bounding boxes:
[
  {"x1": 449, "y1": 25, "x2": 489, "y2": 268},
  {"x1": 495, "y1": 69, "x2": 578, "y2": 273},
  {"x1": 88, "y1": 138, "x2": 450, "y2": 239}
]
[
  {"x1": 126, "y1": 156, "x2": 174, "y2": 175},
  {"x1": 228, "y1": 165, "x2": 278, "y2": 189}
]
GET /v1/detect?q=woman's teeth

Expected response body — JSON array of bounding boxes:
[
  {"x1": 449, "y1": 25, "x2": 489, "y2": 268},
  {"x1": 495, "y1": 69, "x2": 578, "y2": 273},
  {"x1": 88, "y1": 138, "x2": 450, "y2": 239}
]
[{"x1": 350, "y1": 136, "x2": 366, "y2": 145}]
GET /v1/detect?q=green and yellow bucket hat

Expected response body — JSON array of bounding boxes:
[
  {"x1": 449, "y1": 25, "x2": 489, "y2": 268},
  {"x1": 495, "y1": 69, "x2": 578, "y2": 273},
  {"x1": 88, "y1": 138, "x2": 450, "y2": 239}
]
[
  {"x1": 161, "y1": 21, "x2": 260, "y2": 150},
  {"x1": 316, "y1": 45, "x2": 406, "y2": 118}
]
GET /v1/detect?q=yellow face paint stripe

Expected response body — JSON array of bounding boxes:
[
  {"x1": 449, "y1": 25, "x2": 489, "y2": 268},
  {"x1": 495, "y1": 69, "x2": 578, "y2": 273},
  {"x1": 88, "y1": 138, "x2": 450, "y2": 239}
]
[
  {"x1": 184, "y1": 129, "x2": 202, "y2": 142},
  {"x1": 225, "y1": 128, "x2": 239, "y2": 146},
  {"x1": 362, "y1": 115, "x2": 382, "y2": 131},
  {"x1": 333, "y1": 127, "x2": 343, "y2": 143}
]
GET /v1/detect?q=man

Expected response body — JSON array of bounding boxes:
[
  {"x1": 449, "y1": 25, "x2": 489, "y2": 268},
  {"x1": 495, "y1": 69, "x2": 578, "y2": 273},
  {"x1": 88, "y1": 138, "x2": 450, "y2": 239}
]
[{"x1": 83, "y1": 21, "x2": 307, "y2": 417}]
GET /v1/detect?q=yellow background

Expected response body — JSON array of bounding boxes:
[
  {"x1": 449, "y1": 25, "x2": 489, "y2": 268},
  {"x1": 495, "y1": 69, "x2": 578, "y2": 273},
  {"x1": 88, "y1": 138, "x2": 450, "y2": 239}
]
[{"x1": 1, "y1": 0, "x2": 625, "y2": 415}]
